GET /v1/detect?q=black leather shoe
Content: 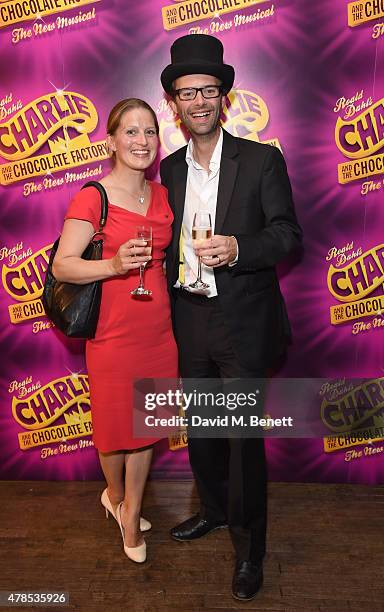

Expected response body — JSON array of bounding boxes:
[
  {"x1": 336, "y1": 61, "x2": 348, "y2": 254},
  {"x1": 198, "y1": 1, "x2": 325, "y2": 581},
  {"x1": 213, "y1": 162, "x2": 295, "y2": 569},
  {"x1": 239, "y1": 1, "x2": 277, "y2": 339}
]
[
  {"x1": 170, "y1": 514, "x2": 227, "y2": 541},
  {"x1": 232, "y1": 560, "x2": 263, "y2": 601}
]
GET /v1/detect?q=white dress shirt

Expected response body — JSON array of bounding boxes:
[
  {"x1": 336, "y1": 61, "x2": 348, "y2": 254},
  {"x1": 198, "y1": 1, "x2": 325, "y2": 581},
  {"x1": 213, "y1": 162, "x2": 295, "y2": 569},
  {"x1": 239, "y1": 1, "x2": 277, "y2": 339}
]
[{"x1": 177, "y1": 129, "x2": 223, "y2": 297}]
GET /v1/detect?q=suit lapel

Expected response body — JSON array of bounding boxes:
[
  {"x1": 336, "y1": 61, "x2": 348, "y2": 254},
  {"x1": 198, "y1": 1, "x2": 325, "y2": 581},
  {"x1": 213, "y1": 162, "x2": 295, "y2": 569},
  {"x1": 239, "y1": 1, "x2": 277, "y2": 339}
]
[
  {"x1": 214, "y1": 130, "x2": 239, "y2": 234},
  {"x1": 171, "y1": 158, "x2": 188, "y2": 261}
]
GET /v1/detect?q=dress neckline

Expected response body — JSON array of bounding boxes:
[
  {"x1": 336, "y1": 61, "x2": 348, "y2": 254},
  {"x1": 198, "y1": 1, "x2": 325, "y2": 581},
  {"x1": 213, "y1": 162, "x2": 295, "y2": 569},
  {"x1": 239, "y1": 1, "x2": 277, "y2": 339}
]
[{"x1": 108, "y1": 181, "x2": 154, "y2": 218}]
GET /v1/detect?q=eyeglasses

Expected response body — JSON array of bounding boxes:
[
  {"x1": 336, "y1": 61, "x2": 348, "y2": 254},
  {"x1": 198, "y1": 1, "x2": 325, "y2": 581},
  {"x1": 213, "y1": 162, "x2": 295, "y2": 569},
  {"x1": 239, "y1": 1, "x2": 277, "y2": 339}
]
[{"x1": 173, "y1": 85, "x2": 223, "y2": 101}]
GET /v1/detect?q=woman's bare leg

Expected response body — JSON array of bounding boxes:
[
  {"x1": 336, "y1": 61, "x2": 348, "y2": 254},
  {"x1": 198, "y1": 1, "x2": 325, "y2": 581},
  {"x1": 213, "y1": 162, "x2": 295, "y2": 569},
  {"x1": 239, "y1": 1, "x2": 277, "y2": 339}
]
[
  {"x1": 120, "y1": 446, "x2": 153, "y2": 547},
  {"x1": 98, "y1": 450, "x2": 125, "y2": 513}
]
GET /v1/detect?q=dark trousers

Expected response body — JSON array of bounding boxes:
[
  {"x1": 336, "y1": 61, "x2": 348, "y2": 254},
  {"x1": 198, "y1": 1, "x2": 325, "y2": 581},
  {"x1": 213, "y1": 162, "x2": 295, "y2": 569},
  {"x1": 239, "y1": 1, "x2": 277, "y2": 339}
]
[{"x1": 174, "y1": 290, "x2": 267, "y2": 563}]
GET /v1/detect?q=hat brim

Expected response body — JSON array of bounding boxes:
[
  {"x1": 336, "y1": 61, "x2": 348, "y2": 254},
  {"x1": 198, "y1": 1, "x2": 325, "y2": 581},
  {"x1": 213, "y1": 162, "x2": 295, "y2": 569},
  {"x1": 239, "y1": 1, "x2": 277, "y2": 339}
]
[{"x1": 161, "y1": 62, "x2": 234, "y2": 95}]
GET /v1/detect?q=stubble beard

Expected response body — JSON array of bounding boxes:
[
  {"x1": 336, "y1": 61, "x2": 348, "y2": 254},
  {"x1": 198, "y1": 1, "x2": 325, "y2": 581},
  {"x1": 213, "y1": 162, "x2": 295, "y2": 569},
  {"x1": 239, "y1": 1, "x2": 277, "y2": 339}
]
[{"x1": 183, "y1": 105, "x2": 221, "y2": 141}]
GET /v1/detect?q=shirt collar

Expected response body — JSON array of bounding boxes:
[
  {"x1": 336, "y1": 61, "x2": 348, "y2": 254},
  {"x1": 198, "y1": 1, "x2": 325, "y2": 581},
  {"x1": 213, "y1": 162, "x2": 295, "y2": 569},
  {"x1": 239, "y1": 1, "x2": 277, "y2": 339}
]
[{"x1": 185, "y1": 128, "x2": 223, "y2": 173}]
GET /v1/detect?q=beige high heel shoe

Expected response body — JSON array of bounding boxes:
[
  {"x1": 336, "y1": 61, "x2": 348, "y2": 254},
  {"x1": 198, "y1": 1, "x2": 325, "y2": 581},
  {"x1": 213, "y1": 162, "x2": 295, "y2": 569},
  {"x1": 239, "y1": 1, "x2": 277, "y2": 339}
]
[
  {"x1": 116, "y1": 502, "x2": 146, "y2": 563},
  {"x1": 101, "y1": 489, "x2": 151, "y2": 532}
]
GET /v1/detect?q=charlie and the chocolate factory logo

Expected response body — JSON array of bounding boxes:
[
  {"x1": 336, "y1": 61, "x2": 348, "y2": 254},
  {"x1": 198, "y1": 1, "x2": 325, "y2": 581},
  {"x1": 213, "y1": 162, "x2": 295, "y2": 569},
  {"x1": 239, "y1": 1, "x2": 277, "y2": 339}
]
[
  {"x1": 0, "y1": 0, "x2": 99, "y2": 43},
  {"x1": 347, "y1": 0, "x2": 384, "y2": 38},
  {"x1": 320, "y1": 377, "x2": 384, "y2": 461},
  {"x1": 0, "y1": 90, "x2": 108, "y2": 187},
  {"x1": 161, "y1": 0, "x2": 275, "y2": 32},
  {"x1": 158, "y1": 86, "x2": 280, "y2": 155},
  {"x1": 1, "y1": 241, "x2": 52, "y2": 329},
  {"x1": 327, "y1": 242, "x2": 384, "y2": 335},
  {"x1": 334, "y1": 91, "x2": 384, "y2": 189},
  {"x1": 10, "y1": 373, "x2": 93, "y2": 455}
]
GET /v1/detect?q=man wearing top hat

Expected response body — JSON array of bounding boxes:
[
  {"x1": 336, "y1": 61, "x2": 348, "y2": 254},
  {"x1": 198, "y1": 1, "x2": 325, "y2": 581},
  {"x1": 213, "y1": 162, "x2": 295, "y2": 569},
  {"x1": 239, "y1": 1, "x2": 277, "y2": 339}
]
[{"x1": 160, "y1": 34, "x2": 302, "y2": 600}]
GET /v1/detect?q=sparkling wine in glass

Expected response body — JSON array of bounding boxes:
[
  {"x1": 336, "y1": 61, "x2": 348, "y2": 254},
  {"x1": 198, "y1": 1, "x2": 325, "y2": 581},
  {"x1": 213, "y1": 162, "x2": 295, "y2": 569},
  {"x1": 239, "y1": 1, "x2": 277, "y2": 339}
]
[
  {"x1": 190, "y1": 211, "x2": 212, "y2": 290},
  {"x1": 131, "y1": 225, "x2": 152, "y2": 296}
]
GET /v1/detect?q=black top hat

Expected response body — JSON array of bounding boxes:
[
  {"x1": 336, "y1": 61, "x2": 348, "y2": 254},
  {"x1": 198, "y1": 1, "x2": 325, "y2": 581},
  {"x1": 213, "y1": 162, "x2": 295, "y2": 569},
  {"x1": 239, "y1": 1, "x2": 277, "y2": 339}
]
[{"x1": 161, "y1": 34, "x2": 235, "y2": 95}]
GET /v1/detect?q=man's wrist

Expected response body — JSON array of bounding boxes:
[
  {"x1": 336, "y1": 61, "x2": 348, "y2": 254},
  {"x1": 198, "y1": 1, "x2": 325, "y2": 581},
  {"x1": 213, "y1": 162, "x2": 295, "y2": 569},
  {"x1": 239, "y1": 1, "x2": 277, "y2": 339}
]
[{"x1": 228, "y1": 236, "x2": 239, "y2": 266}]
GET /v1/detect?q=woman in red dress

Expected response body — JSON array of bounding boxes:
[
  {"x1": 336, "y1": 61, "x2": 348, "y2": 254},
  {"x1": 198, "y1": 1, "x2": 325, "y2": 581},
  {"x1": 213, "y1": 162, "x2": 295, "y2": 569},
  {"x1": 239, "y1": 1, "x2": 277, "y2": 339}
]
[{"x1": 53, "y1": 99, "x2": 178, "y2": 563}]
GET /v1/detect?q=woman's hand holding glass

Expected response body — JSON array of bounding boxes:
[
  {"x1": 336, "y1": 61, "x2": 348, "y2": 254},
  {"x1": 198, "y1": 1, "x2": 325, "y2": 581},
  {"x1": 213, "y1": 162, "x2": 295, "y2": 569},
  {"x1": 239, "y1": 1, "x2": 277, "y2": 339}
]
[
  {"x1": 111, "y1": 239, "x2": 151, "y2": 276},
  {"x1": 131, "y1": 225, "x2": 153, "y2": 295}
]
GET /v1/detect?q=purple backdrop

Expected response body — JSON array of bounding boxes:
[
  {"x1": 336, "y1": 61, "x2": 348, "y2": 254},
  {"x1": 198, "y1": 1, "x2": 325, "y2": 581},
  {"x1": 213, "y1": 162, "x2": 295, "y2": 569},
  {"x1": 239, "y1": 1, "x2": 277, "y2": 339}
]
[{"x1": 1, "y1": 0, "x2": 384, "y2": 483}]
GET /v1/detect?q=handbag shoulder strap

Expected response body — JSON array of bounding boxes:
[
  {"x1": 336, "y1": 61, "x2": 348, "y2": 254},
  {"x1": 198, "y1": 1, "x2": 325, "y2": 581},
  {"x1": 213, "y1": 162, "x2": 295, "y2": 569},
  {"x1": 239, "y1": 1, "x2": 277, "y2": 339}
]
[{"x1": 81, "y1": 181, "x2": 108, "y2": 233}]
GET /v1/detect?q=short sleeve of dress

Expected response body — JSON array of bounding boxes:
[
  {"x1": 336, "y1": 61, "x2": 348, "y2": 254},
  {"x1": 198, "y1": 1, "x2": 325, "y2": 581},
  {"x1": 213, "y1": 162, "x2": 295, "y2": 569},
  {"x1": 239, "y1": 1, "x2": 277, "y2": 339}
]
[
  {"x1": 64, "y1": 186, "x2": 102, "y2": 233},
  {"x1": 157, "y1": 182, "x2": 168, "y2": 198},
  {"x1": 152, "y1": 182, "x2": 172, "y2": 214}
]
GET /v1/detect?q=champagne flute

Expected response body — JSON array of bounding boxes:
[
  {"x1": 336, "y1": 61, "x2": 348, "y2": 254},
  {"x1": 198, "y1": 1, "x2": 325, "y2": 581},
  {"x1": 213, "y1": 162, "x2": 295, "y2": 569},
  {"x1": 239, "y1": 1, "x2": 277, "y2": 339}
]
[
  {"x1": 190, "y1": 211, "x2": 212, "y2": 290},
  {"x1": 131, "y1": 225, "x2": 152, "y2": 296}
]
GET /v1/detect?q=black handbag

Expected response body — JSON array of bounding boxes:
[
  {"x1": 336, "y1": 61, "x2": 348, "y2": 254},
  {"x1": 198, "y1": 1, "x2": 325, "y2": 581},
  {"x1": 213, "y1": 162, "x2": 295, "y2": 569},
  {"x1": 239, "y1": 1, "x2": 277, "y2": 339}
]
[{"x1": 42, "y1": 181, "x2": 108, "y2": 339}]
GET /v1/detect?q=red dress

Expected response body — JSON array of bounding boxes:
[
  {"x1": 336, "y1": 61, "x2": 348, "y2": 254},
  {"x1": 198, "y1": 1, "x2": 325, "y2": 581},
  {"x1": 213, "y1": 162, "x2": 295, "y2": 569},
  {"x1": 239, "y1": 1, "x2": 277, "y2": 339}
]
[{"x1": 65, "y1": 181, "x2": 178, "y2": 452}]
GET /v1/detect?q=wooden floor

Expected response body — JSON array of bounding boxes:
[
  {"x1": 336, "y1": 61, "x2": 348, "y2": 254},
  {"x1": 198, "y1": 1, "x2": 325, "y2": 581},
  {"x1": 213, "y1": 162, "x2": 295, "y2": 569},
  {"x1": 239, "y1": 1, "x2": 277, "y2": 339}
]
[{"x1": 0, "y1": 481, "x2": 383, "y2": 612}]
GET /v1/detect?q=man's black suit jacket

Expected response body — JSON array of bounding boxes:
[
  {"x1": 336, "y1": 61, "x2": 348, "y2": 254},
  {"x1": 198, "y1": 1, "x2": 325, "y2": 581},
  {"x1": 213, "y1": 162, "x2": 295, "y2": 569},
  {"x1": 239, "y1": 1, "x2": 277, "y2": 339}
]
[{"x1": 160, "y1": 129, "x2": 302, "y2": 370}]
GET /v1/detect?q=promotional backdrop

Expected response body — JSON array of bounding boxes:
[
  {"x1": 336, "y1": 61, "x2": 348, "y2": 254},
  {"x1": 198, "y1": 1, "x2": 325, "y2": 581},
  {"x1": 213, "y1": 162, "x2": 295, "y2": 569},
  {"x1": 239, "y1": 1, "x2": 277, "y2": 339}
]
[{"x1": 1, "y1": 0, "x2": 384, "y2": 483}]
